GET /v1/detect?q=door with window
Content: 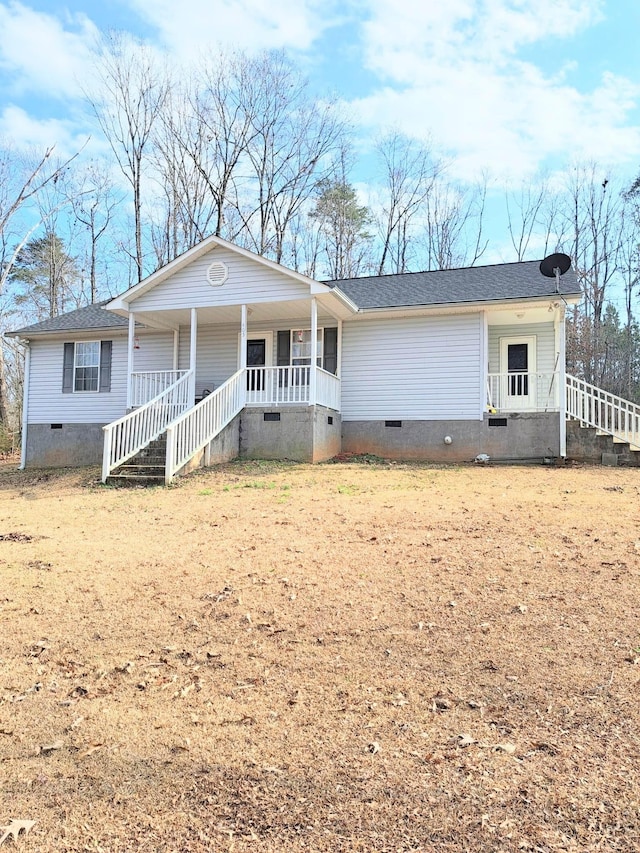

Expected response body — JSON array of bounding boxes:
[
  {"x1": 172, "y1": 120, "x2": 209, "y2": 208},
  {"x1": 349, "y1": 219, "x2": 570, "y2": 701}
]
[
  {"x1": 500, "y1": 336, "x2": 536, "y2": 409},
  {"x1": 246, "y1": 338, "x2": 267, "y2": 391}
]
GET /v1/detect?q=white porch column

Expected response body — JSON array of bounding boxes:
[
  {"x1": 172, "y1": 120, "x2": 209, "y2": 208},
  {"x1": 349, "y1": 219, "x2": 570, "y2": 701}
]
[
  {"x1": 126, "y1": 312, "x2": 135, "y2": 409},
  {"x1": 189, "y1": 308, "x2": 197, "y2": 404},
  {"x1": 558, "y1": 304, "x2": 567, "y2": 458},
  {"x1": 310, "y1": 297, "x2": 318, "y2": 405},
  {"x1": 173, "y1": 330, "x2": 179, "y2": 371},
  {"x1": 240, "y1": 304, "x2": 247, "y2": 369},
  {"x1": 337, "y1": 319, "x2": 343, "y2": 378},
  {"x1": 480, "y1": 310, "x2": 488, "y2": 419}
]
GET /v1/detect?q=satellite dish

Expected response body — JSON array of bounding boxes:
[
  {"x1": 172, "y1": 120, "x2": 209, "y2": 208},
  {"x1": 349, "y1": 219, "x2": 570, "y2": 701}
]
[
  {"x1": 540, "y1": 253, "x2": 571, "y2": 293},
  {"x1": 540, "y1": 253, "x2": 571, "y2": 278}
]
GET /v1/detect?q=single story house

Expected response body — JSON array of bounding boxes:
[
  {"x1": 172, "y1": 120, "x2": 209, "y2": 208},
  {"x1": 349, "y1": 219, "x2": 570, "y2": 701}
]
[{"x1": 8, "y1": 234, "x2": 632, "y2": 483}]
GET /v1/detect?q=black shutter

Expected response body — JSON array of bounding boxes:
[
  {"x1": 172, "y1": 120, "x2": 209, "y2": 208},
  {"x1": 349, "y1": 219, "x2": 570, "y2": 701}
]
[
  {"x1": 277, "y1": 330, "x2": 290, "y2": 388},
  {"x1": 99, "y1": 341, "x2": 112, "y2": 392},
  {"x1": 62, "y1": 343, "x2": 74, "y2": 393},
  {"x1": 277, "y1": 330, "x2": 290, "y2": 366},
  {"x1": 323, "y1": 327, "x2": 338, "y2": 375}
]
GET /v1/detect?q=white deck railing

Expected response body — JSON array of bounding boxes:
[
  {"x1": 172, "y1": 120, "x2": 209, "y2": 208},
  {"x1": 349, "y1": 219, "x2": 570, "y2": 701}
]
[
  {"x1": 102, "y1": 370, "x2": 193, "y2": 481},
  {"x1": 165, "y1": 369, "x2": 246, "y2": 483},
  {"x1": 566, "y1": 374, "x2": 640, "y2": 449},
  {"x1": 245, "y1": 366, "x2": 340, "y2": 409},
  {"x1": 487, "y1": 372, "x2": 560, "y2": 411},
  {"x1": 316, "y1": 367, "x2": 341, "y2": 410},
  {"x1": 131, "y1": 370, "x2": 189, "y2": 407}
]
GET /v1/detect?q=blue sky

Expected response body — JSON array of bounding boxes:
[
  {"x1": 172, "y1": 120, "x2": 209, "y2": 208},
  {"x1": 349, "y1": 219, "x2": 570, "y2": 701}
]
[{"x1": 0, "y1": 0, "x2": 639, "y2": 261}]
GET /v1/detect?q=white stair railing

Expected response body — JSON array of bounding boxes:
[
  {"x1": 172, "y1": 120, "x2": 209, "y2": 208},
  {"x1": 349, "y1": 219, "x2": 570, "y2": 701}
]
[
  {"x1": 165, "y1": 369, "x2": 246, "y2": 483},
  {"x1": 102, "y1": 370, "x2": 193, "y2": 481},
  {"x1": 566, "y1": 374, "x2": 640, "y2": 449}
]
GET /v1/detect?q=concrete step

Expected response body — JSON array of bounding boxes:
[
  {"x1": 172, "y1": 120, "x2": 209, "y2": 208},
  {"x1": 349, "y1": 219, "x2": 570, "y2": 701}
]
[
  {"x1": 106, "y1": 473, "x2": 165, "y2": 487},
  {"x1": 114, "y1": 464, "x2": 165, "y2": 477}
]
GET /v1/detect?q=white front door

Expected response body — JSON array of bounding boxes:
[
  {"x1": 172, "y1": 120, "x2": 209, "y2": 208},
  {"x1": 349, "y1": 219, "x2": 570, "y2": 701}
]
[{"x1": 500, "y1": 336, "x2": 536, "y2": 409}]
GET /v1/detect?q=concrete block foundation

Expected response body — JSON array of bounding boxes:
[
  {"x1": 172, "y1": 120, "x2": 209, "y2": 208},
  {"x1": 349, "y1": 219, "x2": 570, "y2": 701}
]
[
  {"x1": 341, "y1": 412, "x2": 561, "y2": 463},
  {"x1": 25, "y1": 423, "x2": 106, "y2": 467},
  {"x1": 239, "y1": 405, "x2": 341, "y2": 463}
]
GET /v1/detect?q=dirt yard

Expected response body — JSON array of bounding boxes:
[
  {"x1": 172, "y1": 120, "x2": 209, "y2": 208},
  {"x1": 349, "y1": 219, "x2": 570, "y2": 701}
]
[{"x1": 0, "y1": 458, "x2": 639, "y2": 852}]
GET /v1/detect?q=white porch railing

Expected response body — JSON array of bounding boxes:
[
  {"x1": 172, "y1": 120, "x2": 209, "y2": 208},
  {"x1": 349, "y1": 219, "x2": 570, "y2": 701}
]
[
  {"x1": 316, "y1": 367, "x2": 341, "y2": 410},
  {"x1": 487, "y1": 372, "x2": 560, "y2": 411},
  {"x1": 131, "y1": 370, "x2": 189, "y2": 407},
  {"x1": 245, "y1": 366, "x2": 340, "y2": 409},
  {"x1": 102, "y1": 370, "x2": 193, "y2": 481},
  {"x1": 566, "y1": 374, "x2": 640, "y2": 449},
  {"x1": 165, "y1": 369, "x2": 246, "y2": 483}
]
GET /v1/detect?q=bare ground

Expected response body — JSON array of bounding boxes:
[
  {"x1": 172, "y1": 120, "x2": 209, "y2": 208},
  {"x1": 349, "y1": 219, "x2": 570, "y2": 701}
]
[{"x1": 0, "y1": 458, "x2": 639, "y2": 852}]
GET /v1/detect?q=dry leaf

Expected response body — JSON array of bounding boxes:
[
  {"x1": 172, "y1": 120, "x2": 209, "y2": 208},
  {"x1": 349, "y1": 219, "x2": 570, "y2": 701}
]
[
  {"x1": 0, "y1": 819, "x2": 36, "y2": 846},
  {"x1": 458, "y1": 733, "x2": 476, "y2": 748},
  {"x1": 494, "y1": 742, "x2": 516, "y2": 754},
  {"x1": 39, "y1": 739, "x2": 63, "y2": 755},
  {"x1": 79, "y1": 742, "x2": 103, "y2": 758}
]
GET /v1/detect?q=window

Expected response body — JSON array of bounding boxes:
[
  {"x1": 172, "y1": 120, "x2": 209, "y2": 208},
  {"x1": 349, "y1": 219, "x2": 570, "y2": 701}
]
[
  {"x1": 291, "y1": 329, "x2": 323, "y2": 367},
  {"x1": 63, "y1": 341, "x2": 112, "y2": 394},
  {"x1": 74, "y1": 342, "x2": 100, "y2": 391}
]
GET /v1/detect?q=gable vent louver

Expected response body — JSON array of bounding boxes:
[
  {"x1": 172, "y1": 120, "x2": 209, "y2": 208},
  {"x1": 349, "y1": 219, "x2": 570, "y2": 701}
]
[{"x1": 207, "y1": 260, "x2": 228, "y2": 287}]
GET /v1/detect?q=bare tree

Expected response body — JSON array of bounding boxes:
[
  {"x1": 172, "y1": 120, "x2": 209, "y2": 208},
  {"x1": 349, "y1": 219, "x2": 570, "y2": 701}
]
[
  {"x1": 505, "y1": 177, "x2": 549, "y2": 261},
  {"x1": 87, "y1": 32, "x2": 169, "y2": 282},
  {"x1": 0, "y1": 143, "x2": 84, "y2": 426},
  {"x1": 374, "y1": 132, "x2": 441, "y2": 274},
  {"x1": 422, "y1": 175, "x2": 488, "y2": 270},
  {"x1": 70, "y1": 160, "x2": 123, "y2": 302}
]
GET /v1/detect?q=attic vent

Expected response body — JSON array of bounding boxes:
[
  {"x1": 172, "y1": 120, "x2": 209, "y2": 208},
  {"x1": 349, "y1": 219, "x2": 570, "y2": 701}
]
[{"x1": 207, "y1": 261, "x2": 228, "y2": 287}]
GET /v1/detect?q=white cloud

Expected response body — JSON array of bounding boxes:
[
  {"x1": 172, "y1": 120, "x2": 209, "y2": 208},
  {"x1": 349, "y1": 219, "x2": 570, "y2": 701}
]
[
  {"x1": 347, "y1": 0, "x2": 638, "y2": 182},
  {"x1": 0, "y1": 105, "x2": 99, "y2": 158},
  {"x1": 0, "y1": 1, "x2": 98, "y2": 99},
  {"x1": 126, "y1": 0, "x2": 343, "y2": 57}
]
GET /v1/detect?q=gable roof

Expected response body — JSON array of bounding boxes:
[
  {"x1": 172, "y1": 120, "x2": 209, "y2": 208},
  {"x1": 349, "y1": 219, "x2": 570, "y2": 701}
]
[
  {"x1": 327, "y1": 260, "x2": 581, "y2": 310},
  {"x1": 6, "y1": 301, "x2": 129, "y2": 338},
  {"x1": 106, "y1": 233, "x2": 334, "y2": 312}
]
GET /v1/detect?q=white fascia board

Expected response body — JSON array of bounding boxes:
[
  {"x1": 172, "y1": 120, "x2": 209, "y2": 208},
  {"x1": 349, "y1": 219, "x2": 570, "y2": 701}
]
[
  {"x1": 6, "y1": 327, "x2": 129, "y2": 342},
  {"x1": 107, "y1": 235, "x2": 334, "y2": 310},
  {"x1": 352, "y1": 294, "x2": 582, "y2": 320}
]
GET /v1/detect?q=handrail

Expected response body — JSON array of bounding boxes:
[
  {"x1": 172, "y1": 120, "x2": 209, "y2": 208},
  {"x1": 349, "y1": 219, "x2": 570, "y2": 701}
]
[
  {"x1": 165, "y1": 369, "x2": 246, "y2": 483},
  {"x1": 566, "y1": 374, "x2": 640, "y2": 449},
  {"x1": 102, "y1": 370, "x2": 193, "y2": 481}
]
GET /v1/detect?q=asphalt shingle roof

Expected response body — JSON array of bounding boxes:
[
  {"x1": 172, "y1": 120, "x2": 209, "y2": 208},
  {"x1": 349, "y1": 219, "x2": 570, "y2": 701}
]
[
  {"x1": 7, "y1": 301, "x2": 129, "y2": 336},
  {"x1": 327, "y1": 260, "x2": 581, "y2": 309},
  {"x1": 6, "y1": 260, "x2": 582, "y2": 337}
]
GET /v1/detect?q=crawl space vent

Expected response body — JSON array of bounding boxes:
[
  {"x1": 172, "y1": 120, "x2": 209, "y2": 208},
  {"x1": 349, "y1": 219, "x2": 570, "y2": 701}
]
[{"x1": 207, "y1": 261, "x2": 228, "y2": 287}]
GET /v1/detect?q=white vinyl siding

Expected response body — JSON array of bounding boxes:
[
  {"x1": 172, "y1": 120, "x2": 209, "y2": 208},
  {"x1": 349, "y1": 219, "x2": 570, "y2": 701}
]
[
  {"x1": 341, "y1": 314, "x2": 482, "y2": 421},
  {"x1": 133, "y1": 246, "x2": 312, "y2": 311},
  {"x1": 131, "y1": 331, "x2": 175, "y2": 371},
  {"x1": 28, "y1": 337, "x2": 127, "y2": 424},
  {"x1": 488, "y1": 322, "x2": 556, "y2": 374}
]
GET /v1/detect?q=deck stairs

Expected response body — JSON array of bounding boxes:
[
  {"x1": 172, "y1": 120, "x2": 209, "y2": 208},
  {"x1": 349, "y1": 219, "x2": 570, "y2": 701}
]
[
  {"x1": 102, "y1": 369, "x2": 246, "y2": 486},
  {"x1": 105, "y1": 436, "x2": 167, "y2": 487},
  {"x1": 565, "y1": 374, "x2": 640, "y2": 465}
]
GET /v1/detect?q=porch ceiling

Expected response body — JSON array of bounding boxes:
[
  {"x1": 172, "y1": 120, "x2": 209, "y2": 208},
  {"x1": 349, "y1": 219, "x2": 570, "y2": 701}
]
[
  {"x1": 486, "y1": 303, "x2": 560, "y2": 325},
  {"x1": 131, "y1": 298, "x2": 342, "y2": 330}
]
